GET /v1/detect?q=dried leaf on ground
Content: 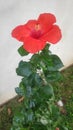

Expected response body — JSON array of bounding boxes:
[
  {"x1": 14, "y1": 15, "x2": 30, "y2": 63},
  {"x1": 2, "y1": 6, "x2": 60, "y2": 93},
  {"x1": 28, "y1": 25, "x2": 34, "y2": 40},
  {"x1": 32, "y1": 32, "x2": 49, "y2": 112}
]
[
  {"x1": 8, "y1": 108, "x2": 12, "y2": 115},
  {"x1": 18, "y1": 96, "x2": 24, "y2": 103}
]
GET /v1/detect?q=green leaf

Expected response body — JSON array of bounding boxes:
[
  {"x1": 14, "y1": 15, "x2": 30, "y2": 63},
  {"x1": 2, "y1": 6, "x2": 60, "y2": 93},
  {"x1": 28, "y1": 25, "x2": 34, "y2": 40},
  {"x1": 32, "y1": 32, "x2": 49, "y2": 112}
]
[
  {"x1": 46, "y1": 71, "x2": 62, "y2": 82},
  {"x1": 40, "y1": 53, "x2": 63, "y2": 71},
  {"x1": 18, "y1": 46, "x2": 29, "y2": 56},
  {"x1": 27, "y1": 112, "x2": 33, "y2": 122},
  {"x1": 13, "y1": 112, "x2": 24, "y2": 127},
  {"x1": 10, "y1": 127, "x2": 14, "y2": 130},
  {"x1": 46, "y1": 54, "x2": 64, "y2": 71},
  {"x1": 41, "y1": 84, "x2": 54, "y2": 98},
  {"x1": 15, "y1": 87, "x2": 25, "y2": 96},
  {"x1": 16, "y1": 61, "x2": 32, "y2": 77},
  {"x1": 50, "y1": 54, "x2": 64, "y2": 70},
  {"x1": 11, "y1": 128, "x2": 27, "y2": 130},
  {"x1": 32, "y1": 84, "x2": 54, "y2": 104},
  {"x1": 26, "y1": 86, "x2": 32, "y2": 98},
  {"x1": 21, "y1": 128, "x2": 28, "y2": 130},
  {"x1": 29, "y1": 100, "x2": 35, "y2": 108},
  {"x1": 62, "y1": 126, "x2": 68, "y2": 130},
  {"x1": 51, "y1": 104, "x2": 60, "y2": 119},
  {"x1": 22, "y1": 72, "x2": 42, "y2": 87},
  {"x1": 22, "y1": 77, "x2": 29, "y2": 86},
  {"x1": 34, "y1": 73, "x2": 42, "y2": 86},
  {"x1": 16, "y1": 128, "x2": 29, "y2": 130},
  {"x1": 30, "y1": 54, "x2": 41, "y2": 68}
]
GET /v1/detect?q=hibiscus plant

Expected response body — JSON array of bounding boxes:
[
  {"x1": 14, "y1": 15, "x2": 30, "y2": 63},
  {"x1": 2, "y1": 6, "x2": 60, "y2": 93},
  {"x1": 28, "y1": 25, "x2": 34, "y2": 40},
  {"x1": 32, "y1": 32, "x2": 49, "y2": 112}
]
[{"x1": 11, "y1": 13, "x2": 68, "y2": 130}]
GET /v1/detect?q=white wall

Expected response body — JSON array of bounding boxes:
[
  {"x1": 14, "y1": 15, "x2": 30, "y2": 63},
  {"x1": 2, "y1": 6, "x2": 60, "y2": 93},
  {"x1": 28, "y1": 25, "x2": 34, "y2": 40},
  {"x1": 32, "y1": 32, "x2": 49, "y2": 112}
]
[{"x1": 0, "y1": 0, "x2": 73, "y2": 105}]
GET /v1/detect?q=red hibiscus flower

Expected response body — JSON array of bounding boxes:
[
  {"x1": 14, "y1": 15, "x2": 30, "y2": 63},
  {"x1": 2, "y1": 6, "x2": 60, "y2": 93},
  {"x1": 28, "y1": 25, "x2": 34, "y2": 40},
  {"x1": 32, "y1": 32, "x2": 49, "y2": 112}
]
[{"x1": 11, "y1": 13, "x2": 62, "y2": 53}]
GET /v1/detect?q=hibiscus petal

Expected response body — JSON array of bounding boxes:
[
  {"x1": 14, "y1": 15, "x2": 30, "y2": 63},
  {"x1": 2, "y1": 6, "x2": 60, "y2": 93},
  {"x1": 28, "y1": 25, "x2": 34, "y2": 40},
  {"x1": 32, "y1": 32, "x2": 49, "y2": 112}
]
[
  {"x1": 38, "y1": 13, "x2": 56, "y2": 33},
  {"x1": 26, "y1": 20, "x2": 38, "y2": 30},
  {"x1": 11, "y1": 25, "x2": 30, "y2": 42},
  {"x1": 23, "y1": 37, "x2": 46, "y2": 53},
  {"x1": 40, "y1": 25, "x2": 62, "y2": 44}
]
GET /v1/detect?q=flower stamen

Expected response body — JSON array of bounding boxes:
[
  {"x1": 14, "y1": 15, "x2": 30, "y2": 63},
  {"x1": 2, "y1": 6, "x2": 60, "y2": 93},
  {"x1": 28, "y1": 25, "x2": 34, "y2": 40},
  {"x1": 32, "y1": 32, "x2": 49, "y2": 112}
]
[{"x1": 35, "y1": 24, "x2": 40, "y2": 31}]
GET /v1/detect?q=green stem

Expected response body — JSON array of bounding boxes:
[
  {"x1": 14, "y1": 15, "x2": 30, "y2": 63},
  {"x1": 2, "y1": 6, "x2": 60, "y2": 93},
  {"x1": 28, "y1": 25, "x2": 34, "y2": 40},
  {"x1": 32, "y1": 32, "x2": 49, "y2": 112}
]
[{"x1": 40, "y1": 70, "x2": 47, "y2": 85}]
